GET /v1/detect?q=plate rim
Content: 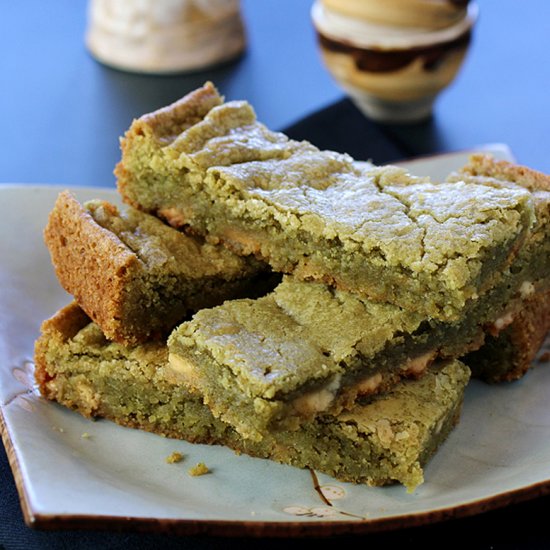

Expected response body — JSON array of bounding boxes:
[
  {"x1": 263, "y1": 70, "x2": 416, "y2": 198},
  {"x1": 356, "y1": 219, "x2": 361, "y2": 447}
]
[{"x1": 3, "y1": 398, "x2": 549, "y2": 539}]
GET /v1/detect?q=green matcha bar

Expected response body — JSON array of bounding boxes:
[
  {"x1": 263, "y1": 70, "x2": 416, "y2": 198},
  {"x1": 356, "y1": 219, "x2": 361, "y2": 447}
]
[
  {"x1": 34, "y1": 303, "x2": 470, "y2": 492},
  {"x1": 44, "y1": 191, "x2": 271, "y2": 346},
  {"x1": 116, "y1": 82, "x2": 534, "y2": 321}
]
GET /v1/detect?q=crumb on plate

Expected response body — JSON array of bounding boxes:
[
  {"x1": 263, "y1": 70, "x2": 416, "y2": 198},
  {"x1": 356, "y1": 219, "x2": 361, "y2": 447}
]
[
  {"x1": 165, "y1": 451, "x2": 184, "y2": 464},
  {"x1": 188, "y1": 462, "x2": 209, "y2": 476}
]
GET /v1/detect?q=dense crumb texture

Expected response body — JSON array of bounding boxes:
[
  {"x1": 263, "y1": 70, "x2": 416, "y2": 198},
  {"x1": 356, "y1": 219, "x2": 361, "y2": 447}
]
[
  {"x1": 34, "y1": 303, "x2": 232, "y2": 441},
  {"x1": 452, "y1": 154, "x2": 550, "y2": 285},
  {"x1": 449, "y1": 154, "x2": 550, "y2": 381},
  {"x1": 43, "y1": 191, "x2": 269, "y2": 345},
  {"x1": 464, "y1": 287, "x2": 550, "y2": 382},
  {"x1": 34, "y1": 303, "x2": 471, "y2": 491},
  {"x1": 115, "y1": 82, "x2": 535, "y2": 321}
]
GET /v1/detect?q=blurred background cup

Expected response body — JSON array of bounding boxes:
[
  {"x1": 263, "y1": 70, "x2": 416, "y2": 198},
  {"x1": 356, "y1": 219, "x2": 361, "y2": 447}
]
[
  {"x1": 86, "y1": 0, "x2": 246, "y2": 74},
  {"x1": 312, "y1": 0, "x2": 478, "y2": 123}
]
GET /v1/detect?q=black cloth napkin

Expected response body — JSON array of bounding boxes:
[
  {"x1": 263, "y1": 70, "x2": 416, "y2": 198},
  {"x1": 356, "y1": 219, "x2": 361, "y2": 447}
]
[{"x1": 283, "y1": 96, "x2": 445, "y2": 163}]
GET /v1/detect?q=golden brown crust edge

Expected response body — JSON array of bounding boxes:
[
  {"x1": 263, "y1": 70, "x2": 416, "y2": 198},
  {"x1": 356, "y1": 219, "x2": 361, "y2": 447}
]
[
  {"x1": 496, "y1": 288, "x2": 550, "y2": 381},
  {"x1": 466, "y1": 287, "x2": 550, "y2": 382},
  {"x1": 33, "y1": 302, "x2": 226, "y2": 444},
  {"x1": 462, "y1": 154, "x2": 550, "y2": 194},
  {"x1": 33, "y1": 302, "x2": 91, "y2": 396},
  {"x1": 138, "y1": 81, "x2": 223, "y2": 139},
  {"x1": 44, "y1": 191, "x2": 139, "y2": 344},
  {"x1": 505, "y1": 291, "x2": 550, "y2": 381},
  {"x1": 457, "y1": 155, "x2": 550, "y2": 381}
]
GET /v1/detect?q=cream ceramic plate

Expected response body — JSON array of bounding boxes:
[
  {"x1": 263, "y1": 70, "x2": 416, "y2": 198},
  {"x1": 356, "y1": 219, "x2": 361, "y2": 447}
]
[{"x1": 2, "y1": 145, "x2": 550, "y2": 537}]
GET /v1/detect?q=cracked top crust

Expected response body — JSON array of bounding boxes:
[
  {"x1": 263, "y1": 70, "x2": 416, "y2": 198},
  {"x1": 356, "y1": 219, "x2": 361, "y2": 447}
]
[
  {"x1": 223, "y1": 162, "x2": 532, "y2": 283},
  {"x1": 169, "y1": 275, "x2": 424, "y2": 397},
  {"x1": 35, "y1": 301, "x2": 470, "y2": 491},
  {"x1": 184, "y1": 99, "x2": 533, "y2": 278},
  {"x1": 117, "y1": 83, "x2": 536, "y2": 319}
]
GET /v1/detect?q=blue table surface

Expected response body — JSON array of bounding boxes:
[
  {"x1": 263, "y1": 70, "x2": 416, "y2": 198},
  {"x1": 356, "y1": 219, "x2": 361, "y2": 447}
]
[
  {"x1": 1, "y1": 1, "x2": 550, "y2": 548},
  {"x1": 1, "y1": 0, "x2": 550, "y2": 189}
]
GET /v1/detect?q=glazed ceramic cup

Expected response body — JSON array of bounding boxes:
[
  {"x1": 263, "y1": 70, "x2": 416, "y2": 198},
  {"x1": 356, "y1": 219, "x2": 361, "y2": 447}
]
[
  {"x1": 319, "y1": 0, "x2": 470, "y2": 30},
  {"x1": 312, "y1": 1, "x2": 478, "y2": 123},
  {"x1": 86, "y1": 0, "x2": 246, "y2": 74}
]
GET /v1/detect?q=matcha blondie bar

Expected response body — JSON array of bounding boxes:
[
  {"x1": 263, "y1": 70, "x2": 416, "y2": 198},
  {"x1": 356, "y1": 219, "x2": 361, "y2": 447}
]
[
  {"x1": 44, "y1": 191, "x2": 270, "y2": 345},
  {"x1": 34, "y1": 303, "x2": 470, "y2": 491},
  {"x1": 116, "y1": 83, "x2": 534, "y2": 321},
  {"x1": 450, "y1": 154, "x2": 550, "y2": 381}
]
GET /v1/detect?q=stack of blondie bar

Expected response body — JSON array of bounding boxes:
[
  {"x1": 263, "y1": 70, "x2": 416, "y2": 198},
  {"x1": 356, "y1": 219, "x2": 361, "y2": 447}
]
[{"x1": 34, "y1": 83, "x2": 550, "y2": 492}]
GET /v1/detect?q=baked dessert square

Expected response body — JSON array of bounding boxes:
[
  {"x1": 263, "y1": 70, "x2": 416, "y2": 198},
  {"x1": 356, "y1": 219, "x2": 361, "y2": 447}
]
[
  {"x1": 44, "y1": 191, "x2": 271, "y2": 345},
  {"x1": 450, "y1": 153, "x2": 550, "y2": 288},
  {"x1": 115, "y1": 82, "x2": 535, "y2": 322},
  {"x1": 449, "y1": 154, "x2": 550, "y2": 381},
  {"x1": 34, "y1": 302, "x2": 471, "y2": 492},
  {"x1": 168, "y1": 275, "x2": 429, "y2": 440}
]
